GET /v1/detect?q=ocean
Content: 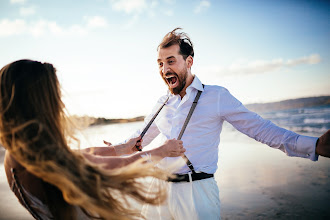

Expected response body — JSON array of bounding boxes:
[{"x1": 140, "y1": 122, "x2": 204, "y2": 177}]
[
  {"x1": 259, "y1": 105, "x2": 330, "y2": 137},
  {"x1": 77, "y1": 104, "x2": 330, "y2": 148}
]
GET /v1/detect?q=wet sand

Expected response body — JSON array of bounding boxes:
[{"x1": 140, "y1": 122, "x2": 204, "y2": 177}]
[
  {"x1": 217, "y1": 140, "x2": 330, "y2": 220},
  {"x1": 0, "y1": 130, "x2": 329, "y2": 219}
]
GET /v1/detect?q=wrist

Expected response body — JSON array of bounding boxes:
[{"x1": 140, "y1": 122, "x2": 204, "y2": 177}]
[
  {"x1": 113, "y1": 143, "x2": 127, "y2": 156},
  {"x1": 154, "y1": 144, "x2": 166, "y2": 158},
  {"x1": 107, "y1": 145, "x2": 117, "y2": 156}
]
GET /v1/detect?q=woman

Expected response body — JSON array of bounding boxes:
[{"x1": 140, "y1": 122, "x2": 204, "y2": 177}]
[{"x1": 0, "y1": 59, "x2": 185, "y2": 219}]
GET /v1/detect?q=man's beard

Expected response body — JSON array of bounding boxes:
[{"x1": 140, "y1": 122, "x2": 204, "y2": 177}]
[{"x1": 163, "y1": 68, "x2": 188, "y2": 95}]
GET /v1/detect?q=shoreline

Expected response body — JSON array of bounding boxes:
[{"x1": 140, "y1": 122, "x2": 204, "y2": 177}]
[{"x1": 72, "y1": 96, "x2": 330, "y2": 127}]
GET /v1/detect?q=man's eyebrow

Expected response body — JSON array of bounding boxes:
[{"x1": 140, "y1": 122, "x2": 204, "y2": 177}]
[
  {"x1": 166, "y1": 56, "x2": 175, "y2": 60},
  {"x1": 157, "y1": 56, "x2": 176, "y2": 62}
]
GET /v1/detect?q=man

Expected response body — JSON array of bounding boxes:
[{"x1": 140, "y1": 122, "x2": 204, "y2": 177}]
[{"x1": 119, "y1": 28, "x2": 330, "y2": 220}]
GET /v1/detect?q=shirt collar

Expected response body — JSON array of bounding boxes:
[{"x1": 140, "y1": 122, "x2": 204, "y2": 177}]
[{"x1": 187, "y1": 75, "x2": 204, "y2": 92}]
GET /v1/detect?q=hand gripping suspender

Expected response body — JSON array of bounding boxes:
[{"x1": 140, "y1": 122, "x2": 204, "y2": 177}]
[{"x1": 139, "y1": 86, "x2": 204, "y2": 173}]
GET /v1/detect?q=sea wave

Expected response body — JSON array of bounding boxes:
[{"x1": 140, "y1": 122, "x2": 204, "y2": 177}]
[
  {"x1": 287, "y1": 125, "x2": 329, "y2": 134},
  {"x1": 303, "y1": 118, "x2": 330, "y2": 124}
]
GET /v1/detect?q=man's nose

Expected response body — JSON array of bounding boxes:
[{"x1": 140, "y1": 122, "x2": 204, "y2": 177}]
[{"x1": 162, "y1": 63, "x2": 170, "y2": 74}]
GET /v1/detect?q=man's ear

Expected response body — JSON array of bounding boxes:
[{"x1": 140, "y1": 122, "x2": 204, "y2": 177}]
[{"x1": 186, "y1": 55, "x2": 193, "y2": 69}]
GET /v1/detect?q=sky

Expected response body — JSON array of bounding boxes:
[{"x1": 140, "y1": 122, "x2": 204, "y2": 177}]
[{"x1": 0, "y1": 0, "x2": 329, "y2": 118}]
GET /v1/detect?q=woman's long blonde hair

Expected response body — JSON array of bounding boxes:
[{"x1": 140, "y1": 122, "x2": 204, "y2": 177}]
[{"x1": 0, "y1": 60, "x2": 168, "y2": 219}]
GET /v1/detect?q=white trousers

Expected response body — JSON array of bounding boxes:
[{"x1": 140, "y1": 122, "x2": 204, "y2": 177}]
[{"x1": 141, "y1": 177, "x2": 221, "y2": 220}]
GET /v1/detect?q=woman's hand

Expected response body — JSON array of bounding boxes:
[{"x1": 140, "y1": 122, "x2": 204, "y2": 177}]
[{"x1": 159, "y1": 138, "x2": 185, "y2": 157}]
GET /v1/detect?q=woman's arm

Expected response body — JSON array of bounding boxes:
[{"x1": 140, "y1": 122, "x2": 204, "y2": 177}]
[
  {"x1": 82, "y1": 136, "x2": 142, "y2": 156},
  {"x1": 83, "y1": 139, "x2": 185, "y2": 170}
]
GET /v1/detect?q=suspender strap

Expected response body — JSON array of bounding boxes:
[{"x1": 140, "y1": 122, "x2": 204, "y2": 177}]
[
  {"x1": 177, "y1": 88, "x2": 203, "y2": 173},
  {"x1": 177, "y1": 90, "x2": 202, "y2": 140},
  {"x1": 140, "y1": 96, "x2": 169, "y2": 138},
  {"x1": 136, "y1": 96, "x2": 169, "y2": 151}
]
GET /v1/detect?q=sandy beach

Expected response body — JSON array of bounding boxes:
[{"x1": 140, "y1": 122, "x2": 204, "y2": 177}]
[
  {"x1": 216, "y1": 135, "x2": 330, "y2": 220},
  {"x1": 0, "y1": 123, "x2": 329, "y2": 219}
]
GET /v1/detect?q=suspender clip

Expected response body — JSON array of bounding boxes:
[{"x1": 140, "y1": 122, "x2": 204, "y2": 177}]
[{"x1": 188, "y1": 172, "x2": 192, "y2": 182}]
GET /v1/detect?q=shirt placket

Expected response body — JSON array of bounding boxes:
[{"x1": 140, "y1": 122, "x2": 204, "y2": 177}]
[{"x1": 170, "y1": 93, "x2": 192, "y2": 139}]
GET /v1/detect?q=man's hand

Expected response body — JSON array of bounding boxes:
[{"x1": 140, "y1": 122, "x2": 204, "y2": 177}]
[
  {"x1": 316, "y1": 130, "x2": 330, "y2": 158},
  {"x1": 105, "y1": 136, "x2": 142, "y2": 156},
  {"x1": 126, "y1": 136, "x2": 143, "y2": 153},
  {"x1": 159, "y1": 138, "x2": 186, "y2": 157}
]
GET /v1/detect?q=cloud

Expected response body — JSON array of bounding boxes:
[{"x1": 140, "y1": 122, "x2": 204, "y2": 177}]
[
  {"x1": 19, "y1": 6, "x2": 36, "y2": 16},
  {"x1": 111, "y1": 0, "x2": 147, "y2": 14},
  {"x1": 108, "y1": 0, "x2": 173, "y2": 28},
  {"x1": 110, "y1": 0, "x2": 162, "y2": 28},
  {"x1": 197, "y1": 54, "x2": 322, "y2": 77},
  {"x1": 10, "y1": 0, "x2": 26, "y2": 4},
  {"x1": 0, "y1": 19, "x2": 26, "y2": 36},
  {"x1": 286, "y1": 54, "x2": 321, "y2": 66},
  {"x1": 0, "y1": 15, "x2": 109, "y2": 37},
  {"x1": 194, "y1": 0, "x2": 210, "y2": 14},
  {"x1": 0, "y1": 18, "x2": 91, "y2": 37},
  {"x1": 28, "y1": 20, "x2": 67, "y2": 36},
  {"x1": 86, "y1": 16, "x2": 108, "y2": 28}
]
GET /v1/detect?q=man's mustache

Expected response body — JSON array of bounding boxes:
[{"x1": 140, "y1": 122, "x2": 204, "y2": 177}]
[{"x1": 164, "y1": 72, "x2": 178, "y2": 77}]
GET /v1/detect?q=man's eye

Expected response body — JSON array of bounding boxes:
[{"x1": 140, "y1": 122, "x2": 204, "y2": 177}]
[
  {"x1": 158, "y1": 62, "x2": 163, "y2": 67},
  {"x1": 168, "y1": 60, "x2": 174, "y2": 64}
]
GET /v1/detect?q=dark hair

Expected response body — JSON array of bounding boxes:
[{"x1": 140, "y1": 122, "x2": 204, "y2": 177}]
[{"x1": 158, "y1": 27, "x2": 194, "y2": 60}]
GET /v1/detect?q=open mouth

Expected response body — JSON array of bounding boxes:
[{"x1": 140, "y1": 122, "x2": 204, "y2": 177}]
[{"x1": 165, "y1": 75, "x2": 179, "y2": 88}]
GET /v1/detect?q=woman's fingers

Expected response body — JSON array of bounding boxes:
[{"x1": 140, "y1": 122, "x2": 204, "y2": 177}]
[{"x1": 103, "y1": 140, "x2": 112, "y2": 146}]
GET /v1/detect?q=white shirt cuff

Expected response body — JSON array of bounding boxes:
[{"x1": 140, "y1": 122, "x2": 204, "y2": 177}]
[{"x1": 296, "y1": 135, "x2": 319, "y2": 161}]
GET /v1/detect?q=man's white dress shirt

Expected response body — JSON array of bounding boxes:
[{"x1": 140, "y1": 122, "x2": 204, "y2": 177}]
[{"x1": 129, "y1": 75, "x2": 318, "y2": 174}]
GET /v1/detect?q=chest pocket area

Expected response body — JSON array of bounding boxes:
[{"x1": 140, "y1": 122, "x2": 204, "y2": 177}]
[
  {"x1": 182, "y1": 99, "x2": 219, "y2": 135},
  {"x1": 155, "y1": 105, "x2": 176, "y2": 138}
]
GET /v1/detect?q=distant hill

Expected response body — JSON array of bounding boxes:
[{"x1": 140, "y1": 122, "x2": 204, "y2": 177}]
[
  {"x1": 89, "y1": 116, "x2": 145, "y2": 126},
  {"x1": 245, "y1": 96, "x2": 330, "y2": 113},
  {"x1": 70, "y1": 115, "x2": 145, "y2": 127}
]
